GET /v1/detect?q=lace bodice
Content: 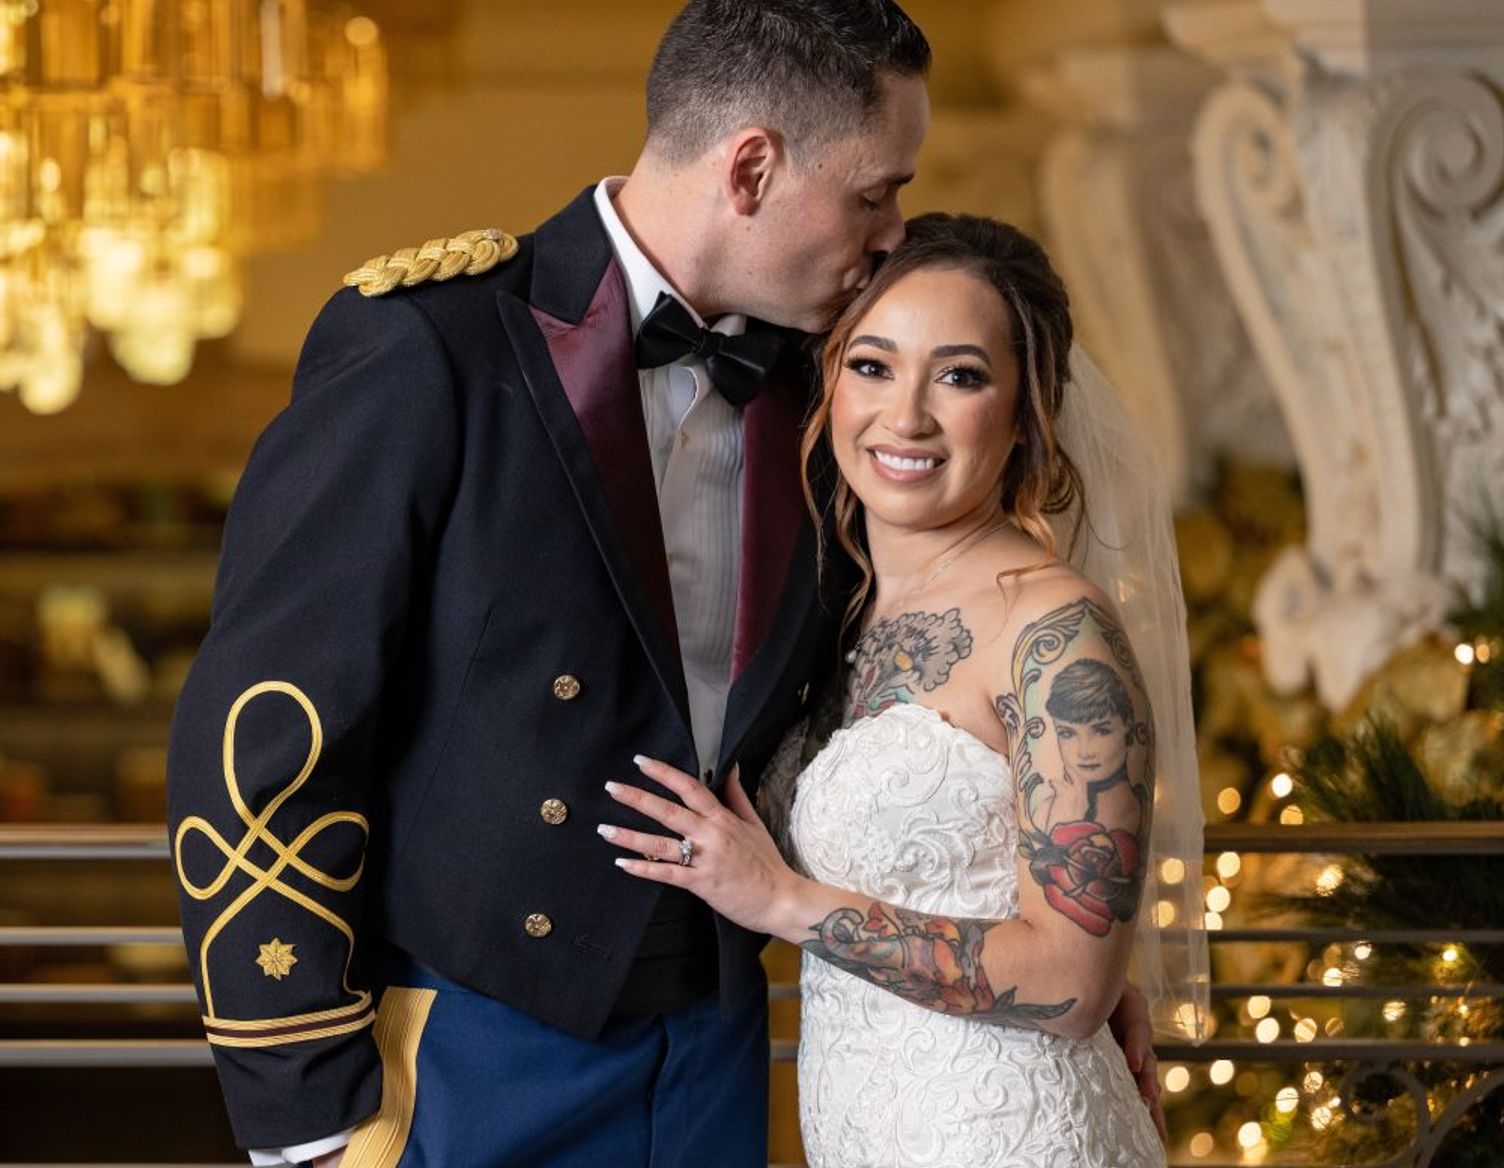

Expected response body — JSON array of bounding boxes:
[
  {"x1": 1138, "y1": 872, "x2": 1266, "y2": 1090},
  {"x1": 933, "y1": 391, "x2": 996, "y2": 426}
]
[{"x1": 786, "y1": 702, "x2": 1165, "y2": 1168}]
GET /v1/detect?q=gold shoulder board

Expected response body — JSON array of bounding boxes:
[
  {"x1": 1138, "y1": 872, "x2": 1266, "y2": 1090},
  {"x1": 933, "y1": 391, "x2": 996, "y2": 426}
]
[{"x1": 343, "y1": 228, "x2": 519, "y2": 298}]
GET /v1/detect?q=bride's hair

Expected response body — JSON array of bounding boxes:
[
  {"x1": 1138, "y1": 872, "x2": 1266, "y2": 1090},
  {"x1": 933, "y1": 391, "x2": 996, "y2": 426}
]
[{"x1": 800, "y1": 213, "x2": 1087, "y2": 640}]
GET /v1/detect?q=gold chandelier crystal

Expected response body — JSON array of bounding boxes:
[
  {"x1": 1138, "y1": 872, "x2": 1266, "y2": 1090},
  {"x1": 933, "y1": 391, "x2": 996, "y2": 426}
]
[{"x1": 0, "y1": 0, "x2": 388, "y2": 413}]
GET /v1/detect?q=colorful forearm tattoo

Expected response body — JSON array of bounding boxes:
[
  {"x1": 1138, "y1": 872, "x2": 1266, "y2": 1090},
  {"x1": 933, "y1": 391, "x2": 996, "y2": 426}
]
[
  {"x1": 994, "y1": 598, "x2": 1153, "y2": 937},
  {"x1": 844, "y1": 608, "x2": 973, "y2": 725},
  {"x1": 802, "y1": 901, "x2": 1075, "y2": 1027}
]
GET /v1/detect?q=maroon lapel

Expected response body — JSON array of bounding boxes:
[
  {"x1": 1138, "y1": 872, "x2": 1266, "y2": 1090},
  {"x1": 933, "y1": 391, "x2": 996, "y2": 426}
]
[
  {"x1": 529, "y1": 261, "x2": 681, "y2": 660},
  {"x1": 731, "y1": 368, "x2": 808, "y2": 679}
]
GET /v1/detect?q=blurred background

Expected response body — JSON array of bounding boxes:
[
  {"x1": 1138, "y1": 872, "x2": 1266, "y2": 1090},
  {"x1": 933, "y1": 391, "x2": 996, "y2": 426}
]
[{"x1": 1, "y1": 1, "x2": 1501, "y2": 1164}]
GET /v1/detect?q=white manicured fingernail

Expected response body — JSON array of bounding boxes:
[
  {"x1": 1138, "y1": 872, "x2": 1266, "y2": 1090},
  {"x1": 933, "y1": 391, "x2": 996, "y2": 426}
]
[
  {"x1": 605, "y1": 781, "x2": 621, "y2": 795},
  {"x1": 633, "y1": 755, "x2": 648, "y2": 768},
  {"x1": 615, "y1": 857, "x2": 634, "y2": 869},
  {"x1": 598, "y1": 824, "x2": 618, "y2": 839}
]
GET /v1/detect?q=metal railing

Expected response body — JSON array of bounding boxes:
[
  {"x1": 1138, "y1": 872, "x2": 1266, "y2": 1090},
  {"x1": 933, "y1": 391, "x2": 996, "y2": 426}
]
[{"x1": 3, "y1": 821, "x2": 1501, "y2": 1167}]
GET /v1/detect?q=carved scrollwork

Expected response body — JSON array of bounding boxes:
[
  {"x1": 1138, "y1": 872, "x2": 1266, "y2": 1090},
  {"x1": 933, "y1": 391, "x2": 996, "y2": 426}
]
[
  {"x1": 1189, "y1": 55, "x2": 1504, "y2": 707},
  {"x1": 1380, "y1": 73, "x2": 1504, "y2": 594},
  {"x1": 1330, "y1": 1060, "x2": 1504, "y2": 1168}
]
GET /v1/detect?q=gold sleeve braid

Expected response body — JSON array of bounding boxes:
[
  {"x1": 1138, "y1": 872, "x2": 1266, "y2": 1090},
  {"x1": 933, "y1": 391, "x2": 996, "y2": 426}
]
[
  {"x1": 342, "y1": 228, "x2": 519, "y2": 297},
  {"x1": 175, "y1": 681, "x2": 374, "y2": 1048}
]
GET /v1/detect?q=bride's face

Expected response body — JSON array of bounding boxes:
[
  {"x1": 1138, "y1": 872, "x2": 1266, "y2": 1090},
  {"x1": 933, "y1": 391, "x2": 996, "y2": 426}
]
[{"x1": 829, "y1": 267, "x2": 1022, "y2": 534}]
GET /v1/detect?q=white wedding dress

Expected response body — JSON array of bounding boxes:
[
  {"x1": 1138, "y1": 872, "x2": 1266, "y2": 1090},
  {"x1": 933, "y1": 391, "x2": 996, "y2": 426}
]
[{"x1": 783, "y1": 701, "x2": 1166, "y2": 1168}]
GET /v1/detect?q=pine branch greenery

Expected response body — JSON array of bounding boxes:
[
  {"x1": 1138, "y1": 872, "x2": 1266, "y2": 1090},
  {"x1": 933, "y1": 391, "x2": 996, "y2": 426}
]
[
  {"x1": 1271, "y1": 718, "x2": 1504, "y2": 957},
  {"x1": 1451, "y1": 494, "x2": 1504, "y2": 712},
  {"x1": 1450, "y1": 492, "x2": 1504, "y2": 642}
]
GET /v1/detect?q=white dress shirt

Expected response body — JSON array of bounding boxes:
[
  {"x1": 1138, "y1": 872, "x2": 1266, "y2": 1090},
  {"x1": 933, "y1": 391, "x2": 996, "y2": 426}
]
[
  {"x1": 594, "y1": 176, "x2": 744, "y2": 777},
  {"x1": 251, "y1": 180, "x2": 745, "y2": 1166}
]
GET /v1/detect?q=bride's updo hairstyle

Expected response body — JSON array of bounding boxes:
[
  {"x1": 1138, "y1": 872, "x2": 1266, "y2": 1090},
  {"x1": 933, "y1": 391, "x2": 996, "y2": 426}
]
[{"x1": 800, "y1": 213, "x2": 1086, "y2": 634}]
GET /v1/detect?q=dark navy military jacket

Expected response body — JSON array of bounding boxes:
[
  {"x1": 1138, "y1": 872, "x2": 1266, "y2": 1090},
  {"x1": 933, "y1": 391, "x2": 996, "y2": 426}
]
[{"x1": 165, "y1": 187, "x2": 841, "y2": 1149}]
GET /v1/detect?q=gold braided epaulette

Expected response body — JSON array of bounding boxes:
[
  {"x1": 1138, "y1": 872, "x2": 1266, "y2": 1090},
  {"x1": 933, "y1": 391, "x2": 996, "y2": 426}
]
[{"x1": 343, "y1": 228, "x2": 519, "y2": 297}]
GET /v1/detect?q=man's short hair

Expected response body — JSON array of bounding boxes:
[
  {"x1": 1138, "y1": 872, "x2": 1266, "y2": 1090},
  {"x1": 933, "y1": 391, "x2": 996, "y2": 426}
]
[
  {"x1": 1046, "y1": 659, "x2": 1135, "y2": 727},
  {"x1": 646, "y1": 0, "x2": 931, "y2": 164}
]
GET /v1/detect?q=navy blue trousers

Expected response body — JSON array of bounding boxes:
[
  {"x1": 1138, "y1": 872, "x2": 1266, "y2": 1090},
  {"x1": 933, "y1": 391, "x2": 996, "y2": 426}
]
[{"x1": 341, "y1": 954, "x2": 770, "y2": 1168}]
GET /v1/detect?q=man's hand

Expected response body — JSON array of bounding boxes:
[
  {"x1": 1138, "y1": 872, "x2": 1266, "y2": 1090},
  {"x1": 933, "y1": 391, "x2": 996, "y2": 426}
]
[{"x1": 1108, "y1": 982, "x2": 1166, "y2": 1144}]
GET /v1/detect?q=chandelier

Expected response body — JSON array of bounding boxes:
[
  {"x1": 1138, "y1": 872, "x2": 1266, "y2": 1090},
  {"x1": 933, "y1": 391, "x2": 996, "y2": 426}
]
[{"x1": 0, "y1": 0, "x2": 388, "y2": 414}]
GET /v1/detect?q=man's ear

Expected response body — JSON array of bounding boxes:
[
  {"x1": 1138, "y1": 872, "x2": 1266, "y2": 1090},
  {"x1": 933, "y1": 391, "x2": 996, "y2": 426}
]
[{"x1": 724, "y1": 126, "x2": 783, "y2": 215}]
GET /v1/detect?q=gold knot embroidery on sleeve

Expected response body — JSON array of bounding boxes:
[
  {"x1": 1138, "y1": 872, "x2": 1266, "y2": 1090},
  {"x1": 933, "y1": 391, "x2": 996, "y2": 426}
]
[
  {"x1": 342, "y1": 227, "x2": 519, "y2": 297},
  {"x1": 175, "y1": 681, "x2": 374, "y2": 1048}
]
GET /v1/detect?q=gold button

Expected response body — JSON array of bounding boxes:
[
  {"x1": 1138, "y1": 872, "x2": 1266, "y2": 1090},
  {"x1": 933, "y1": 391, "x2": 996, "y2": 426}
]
[
  {"x1": 524, "y1": 913, "x2": 553, "y2": 938},
  {"x1": 552, "y1": 675, "x2": 581, "y2": 701},
  {"x1": 540, "y1": 798, "x2": 569, "y2": 826}
]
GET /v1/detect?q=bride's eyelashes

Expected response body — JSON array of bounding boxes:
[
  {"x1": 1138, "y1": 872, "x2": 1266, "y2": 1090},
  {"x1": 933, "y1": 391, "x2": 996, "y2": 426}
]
[
  {"x1": 844, "y1": 355, "x2": 892, "y2": 379},
  {"x1": 936, "y1": 363, "x2": 990, "y2": 389},
  {"x1": 842, "y1": 354, "x2": 993, "y2": 390}
]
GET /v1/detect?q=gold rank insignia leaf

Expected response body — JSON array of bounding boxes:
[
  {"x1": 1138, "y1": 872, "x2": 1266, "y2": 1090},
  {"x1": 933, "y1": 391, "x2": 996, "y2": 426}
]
[
  {"x1": 342, "y1": 228, "x2": 519, "y2": 297},
  {"x1": 256, "y1": 938, "x2": 298, "y2": 981}
]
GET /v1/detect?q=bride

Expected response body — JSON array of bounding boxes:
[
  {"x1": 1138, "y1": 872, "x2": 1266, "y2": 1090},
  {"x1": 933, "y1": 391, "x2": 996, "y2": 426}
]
[{"x1": 602, "y1": 213, "x2": 1205, "y2": 1167}]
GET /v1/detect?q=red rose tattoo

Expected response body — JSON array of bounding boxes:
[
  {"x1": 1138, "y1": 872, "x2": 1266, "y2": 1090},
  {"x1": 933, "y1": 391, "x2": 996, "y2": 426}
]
[{"x1": 1028, "y1": 820, "x2": 1142, "y2": 936}]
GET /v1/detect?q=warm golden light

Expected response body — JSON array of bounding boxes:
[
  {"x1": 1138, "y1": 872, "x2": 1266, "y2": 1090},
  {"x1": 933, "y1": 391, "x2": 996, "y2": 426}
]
[
  {"x1": 345, "y1": 15, "x2": 380, "y2": 48},
  {"x1": 1217, "y1": 787, "x2": 1242, "y2": 815},
  {"x1": 1237, "y1": 1121, "x2": 1263, "y2": 1149},
  {"x1": 1280, "y1": 805, "x2": 1305, "y2": 825},
  {"x1": 1315, "y1": 864, "x2": 1344, "y2": 894},
  {"x1": 1255, "y1": 1017, "x2": 1280, "y2": 1042},
  {"x1": 1190, "y1": 1132, "x2": 1214, "y2": 1158},
  {"x1": 1270, "y1": 772, "x2": 1294, "y2": 798},
  {"x1": 1215, "y1": 851, "x2": 1242, "y2": 880},
  {"x1": 0, "y1": 0, "x2": 390, "y2": 412},
  {"x1": 1210, "y1": 1059, "x2": 1236, "y2": 1085},
  {"x1": 1246, "y1": 994, "x2": 1272, "y2": 1019},
  {"x1": 1160, "y1": 857, "x2": 1186, "y2": 884},
  {"x1": 1206, "y1": 886, "x2": 1231, "y2": 914},
  {"x1": 1455, "y1": 642, "x2": 1476, "y2": 666},
  {"x1": 1275, "y1": 1086, "x2": 1299, "y2": 1113},
  {"x1": 1164, "y1": 1065, "x2": 1191, "y2": 1093}
]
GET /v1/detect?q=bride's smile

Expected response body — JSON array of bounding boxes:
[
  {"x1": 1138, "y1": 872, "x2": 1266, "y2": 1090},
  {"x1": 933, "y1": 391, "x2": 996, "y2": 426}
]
[{"x1": 829, "y1": 266, "x2": 1022, "y2": 547}]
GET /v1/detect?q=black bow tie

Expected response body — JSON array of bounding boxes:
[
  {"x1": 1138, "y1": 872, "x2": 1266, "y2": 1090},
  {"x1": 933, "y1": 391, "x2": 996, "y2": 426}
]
[{"x1": 634, "y1": 292, "x2": 785, "y2": 407}]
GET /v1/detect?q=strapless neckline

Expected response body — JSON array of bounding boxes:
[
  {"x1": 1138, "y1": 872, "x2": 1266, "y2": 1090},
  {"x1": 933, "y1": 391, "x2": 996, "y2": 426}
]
[{"x1": 830, "y1": 699, "x2": 1010, "y2": 767}]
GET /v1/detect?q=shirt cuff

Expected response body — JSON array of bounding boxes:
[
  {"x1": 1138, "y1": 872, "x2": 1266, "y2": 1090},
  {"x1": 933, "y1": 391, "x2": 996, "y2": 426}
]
[{"x1": 248, "y1": 1129, "x2": 355, "y2": 1167}]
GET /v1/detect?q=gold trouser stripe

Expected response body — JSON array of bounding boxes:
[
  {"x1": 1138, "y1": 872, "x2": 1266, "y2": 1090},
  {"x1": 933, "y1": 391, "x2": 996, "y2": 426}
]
[{"x1": 342, "y1": 987, "x2": 437, "y2": 1168}]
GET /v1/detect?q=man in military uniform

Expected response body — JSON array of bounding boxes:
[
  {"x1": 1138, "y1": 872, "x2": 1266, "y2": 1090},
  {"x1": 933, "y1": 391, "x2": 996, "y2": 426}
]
[{"x1": 167, "y1": 3, "x2": 1161, "y2": 1165}]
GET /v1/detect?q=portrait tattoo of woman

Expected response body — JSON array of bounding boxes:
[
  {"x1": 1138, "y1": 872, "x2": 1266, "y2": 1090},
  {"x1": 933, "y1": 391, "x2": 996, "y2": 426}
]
[{"x1": 994, "y1": 598, "x2": 1153, "y2": 937}]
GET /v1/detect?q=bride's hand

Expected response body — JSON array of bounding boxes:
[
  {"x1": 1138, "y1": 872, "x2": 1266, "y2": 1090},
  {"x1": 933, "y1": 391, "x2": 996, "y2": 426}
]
[{"x1": 602, "y1": 758, "x2": 807, "y2": 937}]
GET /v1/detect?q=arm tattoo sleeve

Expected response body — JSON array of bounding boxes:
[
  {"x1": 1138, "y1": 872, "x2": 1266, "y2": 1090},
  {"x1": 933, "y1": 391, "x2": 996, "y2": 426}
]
[
  {"x1": 801, "y1": 902, "x2": 1075, "y2": 1028},
  {"x1": 993, "y1": 598, "x2": 1154, "y2": 937},
  {"x1": 844, "y1": 608, "x2": 973, "y2": 725}
]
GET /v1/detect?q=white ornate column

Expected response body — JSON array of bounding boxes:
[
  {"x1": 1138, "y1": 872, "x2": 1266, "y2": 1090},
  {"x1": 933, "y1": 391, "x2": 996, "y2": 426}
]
[
  {"x1": 1168, "y1": 0, "x2": 1504, "y2": 709},
  {"x1": 1023, "y1": 40, "x2": 1291, "y2": 501}
]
